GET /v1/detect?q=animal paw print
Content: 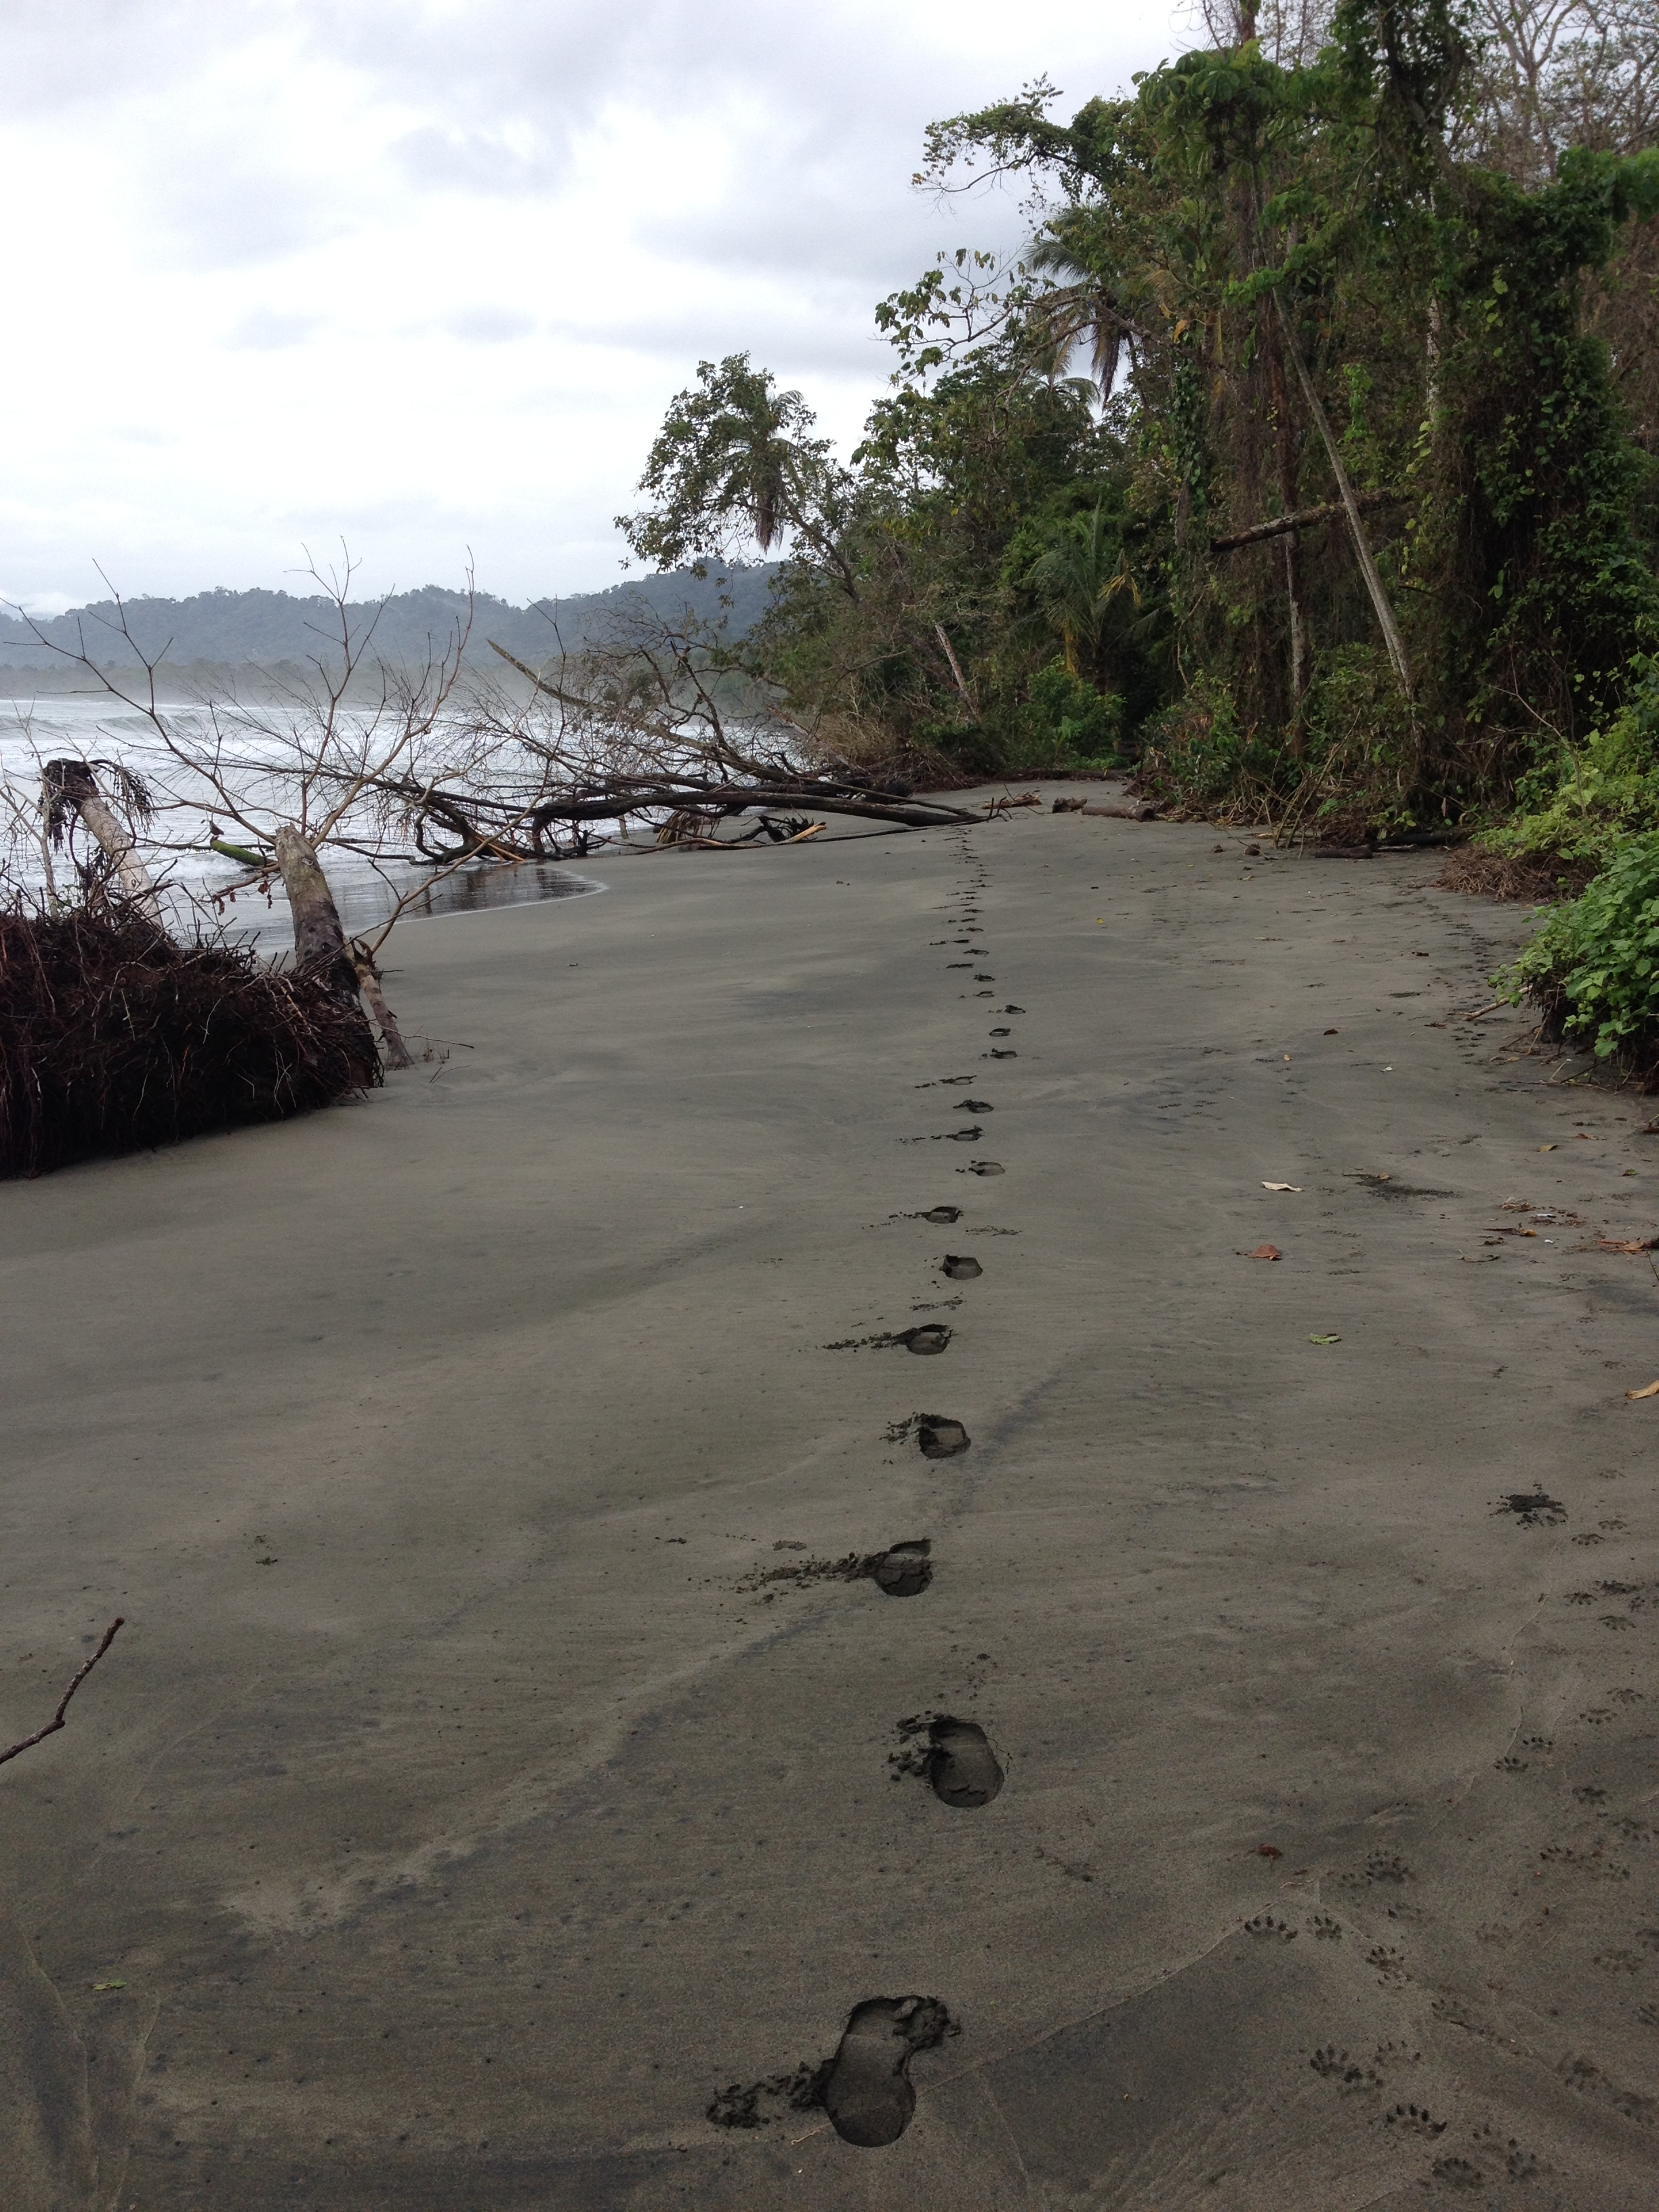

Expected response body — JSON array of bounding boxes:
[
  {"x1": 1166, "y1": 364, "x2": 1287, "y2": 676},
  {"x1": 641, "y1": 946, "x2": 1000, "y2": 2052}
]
[
  {"x1": 1244, "y1": 1912, "x2": 1297, "y2": 1941},
  {"x1": 1469, "y1": 2124, "x2": 1542, "y2": 2181},
  {"x1": 1428, "y1": 2153, "x2": 1485, "y2": 2190},
  {"x1": 1495, "y1": 1755, "x2": 1528, "y2": 1774},
  {"x1": 1594, "y1": 1948, "x2": 1642, "y2": 1973},
  {"x1": 1573, "y1": 1532, "x2": 1605, "y2": 1546},
  {"x1": 1366, "y1": 1851, "x2": 1412, "y2": 1884},
  {"x1": 1610, "y1": 1686, "x2": 1645, "y2": 1703},
  {"x1": 1382, "y1": 2102, "x2": 1446, "y2": 2139},
  {"x1": 1580, "y1": 1707, "x2": 1613, "y2": 1725},
  {"x1": 1573, "y1": 1784, "x2": 1607, "y2": 1803},
  {"x1": 1601, "y1": 1615, "x2": 1635, "y2": 1631},
  {"x1": 1309, "y1": 2045, "x2": 1380, "y2": 2091},
  {"x1": 1307, "y1": 1913, "x2": 1343, "y2": 1941},
  {"x1": 1367, "y1": 1943, "x2": 1408, "y2": 1983},
  {"x1": 1521, "y1": 1734, "x2": 1553, "y2": 1753}
]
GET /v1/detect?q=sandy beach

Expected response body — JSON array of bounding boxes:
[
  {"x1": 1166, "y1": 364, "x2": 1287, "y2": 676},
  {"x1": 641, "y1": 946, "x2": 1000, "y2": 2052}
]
[{"x1": 6, "y1": 782, "x2": 1659, "y2": 2209}]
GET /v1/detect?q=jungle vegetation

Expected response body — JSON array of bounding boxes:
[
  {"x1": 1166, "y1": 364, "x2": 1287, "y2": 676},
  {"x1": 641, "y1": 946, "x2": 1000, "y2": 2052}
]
[{"x1": 621, "y1": 0, "x2": 1659, "y2": 860}]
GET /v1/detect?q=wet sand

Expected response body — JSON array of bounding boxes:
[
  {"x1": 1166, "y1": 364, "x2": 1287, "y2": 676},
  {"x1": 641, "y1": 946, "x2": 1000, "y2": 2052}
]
[{"x1": 5, "y1": 785, "x2": 1659, "y2": 2208}]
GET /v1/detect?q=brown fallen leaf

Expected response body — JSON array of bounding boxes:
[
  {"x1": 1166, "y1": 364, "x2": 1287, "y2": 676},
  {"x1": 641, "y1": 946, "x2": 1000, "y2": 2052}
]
[
  {"x1": 1256, "y1": 1843, "x2": 1283, "y2": 1859},
  {"x1": 1250, "y1": 1244, "x2": 1282, "y2": 1261},
  {"x1": 1262, "y1": 1181, "x2": 1303, "y2": 1192},
  {"x1": 1626, "y1": 1380, "x2": 1659, "y2": 1401}
]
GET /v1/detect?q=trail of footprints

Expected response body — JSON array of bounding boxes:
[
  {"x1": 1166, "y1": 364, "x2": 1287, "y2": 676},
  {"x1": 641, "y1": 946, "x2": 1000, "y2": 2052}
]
[{"x1": 710, "y1": 830, "x2": 1006, "y2": 2146}]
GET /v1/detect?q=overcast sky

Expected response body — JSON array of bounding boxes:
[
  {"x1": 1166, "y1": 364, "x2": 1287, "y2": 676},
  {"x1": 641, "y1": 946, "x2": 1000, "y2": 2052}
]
[{"x1": 1, "y1": 1, "x2": 1176, "y2": 611}]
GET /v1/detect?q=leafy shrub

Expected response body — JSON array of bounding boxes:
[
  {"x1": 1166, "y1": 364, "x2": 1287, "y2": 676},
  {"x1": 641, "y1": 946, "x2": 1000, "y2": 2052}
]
[
  {"x1": 1481, "y1": 655, "x2": 1659, "y2": 874},
  {"x1": 1023, "y1": 659, "x2": 1123, "y2": 760},
  {"x1": 1505, "y1": 828, "x2": 1659, "y2": 1074}
]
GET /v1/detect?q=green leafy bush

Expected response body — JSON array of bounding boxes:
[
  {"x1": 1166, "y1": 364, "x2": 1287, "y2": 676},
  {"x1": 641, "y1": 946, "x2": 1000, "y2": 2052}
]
[
  {"x1": 1482, "y1": 656, "x2": 1659, "y2": 872},
  {"x1": 1505, "y1": 827, "x2": 1659, "y2": 1071},
  {"x1": 1023, "y1": 659, "x2": 1123, "y2": 760}
]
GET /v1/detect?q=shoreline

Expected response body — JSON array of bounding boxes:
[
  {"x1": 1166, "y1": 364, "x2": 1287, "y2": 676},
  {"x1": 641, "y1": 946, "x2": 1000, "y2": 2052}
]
[{"x1": 4, "y1": 783, "x2": 1658, "y2": 2207}]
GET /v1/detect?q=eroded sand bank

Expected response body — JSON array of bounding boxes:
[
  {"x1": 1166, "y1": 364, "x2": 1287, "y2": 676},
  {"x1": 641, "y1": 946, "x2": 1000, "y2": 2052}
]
[{"x1": 4, "y1": 785, "x2": 1659, "y2": 2208}]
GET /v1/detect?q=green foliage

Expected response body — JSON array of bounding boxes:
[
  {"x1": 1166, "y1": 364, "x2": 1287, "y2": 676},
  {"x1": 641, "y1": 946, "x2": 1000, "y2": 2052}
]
[
  {"x1": 1483, "y1": 657, "x2": 1659, "y2": 869},
  {"x1": 617, "y1": 5, "x2": 1659, "y2": 805},
  {"x1": 1507, "y1": 828, "x2": 1659, "y2": 1066},
  {"x1": 1023, "y1": 661, "x2": 1124, "y2": 760}
]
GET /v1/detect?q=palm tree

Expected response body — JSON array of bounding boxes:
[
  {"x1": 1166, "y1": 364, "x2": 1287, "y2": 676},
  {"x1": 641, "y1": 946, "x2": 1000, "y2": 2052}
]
[{"x1": 1019, "y1": 503, "x2": 1137, "y2": 679}]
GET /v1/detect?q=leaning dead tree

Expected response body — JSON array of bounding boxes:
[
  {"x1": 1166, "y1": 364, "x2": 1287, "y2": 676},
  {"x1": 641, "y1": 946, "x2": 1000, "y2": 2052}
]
[
  {"x1": 347, "y1": 605, "x2": 980, "y2": 861},
  {"x1": 41, "y1": 758, "x2": 161, "y2": 916}
]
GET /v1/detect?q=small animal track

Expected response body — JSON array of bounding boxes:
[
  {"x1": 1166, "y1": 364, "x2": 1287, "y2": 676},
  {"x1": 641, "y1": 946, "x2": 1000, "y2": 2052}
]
[
  {"x1": 1428, "y1": 2154, "x2": 1484, "y2": 2190},
  {"x1": 1309, "y1": 2046, "x2": 1382, "y2": 2091},
  {"x1": 1308, "y1": 1913, "x2": 1343, "y2": 1940},
  {"x1": 940, "y1": 1254, "x2": 982, "y2": 1280},
  {"x1": 1244, "y1": 1913, "x2": 1297, "y2": 1941},
  {"x1": 822, "y1": 1995, "x2": 955, "y2": 2146},
  {"x1": 738, "y1": 1541, "x2": 932, "y2": 1599},
  {"x1": 1384, "y1": 2104, "x2": 1447, "y2": 2139},
  {"x1": 1494, "y1": 1490, "x2": 1568, "y2": 1525},
  {"x1": 1367, "y1": 1944, "x2": 1408, "y2": 1982}
]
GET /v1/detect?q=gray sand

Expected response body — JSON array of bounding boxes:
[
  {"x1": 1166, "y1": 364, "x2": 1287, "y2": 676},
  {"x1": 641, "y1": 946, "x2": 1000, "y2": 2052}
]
[{"x1": 5, "y1": 789, "x2": 1659, "y2": 2208}]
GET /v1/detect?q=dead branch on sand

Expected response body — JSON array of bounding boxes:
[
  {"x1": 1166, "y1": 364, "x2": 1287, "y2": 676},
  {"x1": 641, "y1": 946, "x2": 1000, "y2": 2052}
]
[{"x1": 0, "y1": 1619, "x2": 123, "y2": 1769}]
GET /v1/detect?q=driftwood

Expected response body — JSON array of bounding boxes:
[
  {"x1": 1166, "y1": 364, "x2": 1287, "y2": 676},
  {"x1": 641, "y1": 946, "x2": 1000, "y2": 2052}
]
[
  {"x1": 483, "y1": 642, "x2": 980, "y2": 838},
  {"x1": 1053, "y1": 796, "x2": 1162, "y2": 821},
  {"x1": 42, "y1": 761, "x2": 161, "y2": 916},
  {"x1": 0, "y1": 1618, "x2": 124, "y2": 1768}
]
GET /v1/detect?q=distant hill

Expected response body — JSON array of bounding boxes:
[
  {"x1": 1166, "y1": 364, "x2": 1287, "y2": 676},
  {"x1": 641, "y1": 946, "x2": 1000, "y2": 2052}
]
[{"x1": 0, "y1": 567, "x2": 779, "y2": 678}]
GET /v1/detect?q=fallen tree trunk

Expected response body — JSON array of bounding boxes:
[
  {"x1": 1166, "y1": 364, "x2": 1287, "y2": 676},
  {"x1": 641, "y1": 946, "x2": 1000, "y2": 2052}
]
[
  {"x1": 1209, "y1": 489, "x2": 1406, "y2": 554},
  {"x1": 272, "y1": 826, "x2": 379, "y2": 1076},
  {"x1": 41, "y1": 761, "x2": 161, "y2": 917}
]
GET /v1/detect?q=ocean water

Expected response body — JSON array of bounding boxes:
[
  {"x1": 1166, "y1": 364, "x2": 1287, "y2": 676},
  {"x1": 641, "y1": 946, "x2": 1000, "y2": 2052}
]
[{"x1": 0, "y1": 694, "x2": 604, "y2": 954}]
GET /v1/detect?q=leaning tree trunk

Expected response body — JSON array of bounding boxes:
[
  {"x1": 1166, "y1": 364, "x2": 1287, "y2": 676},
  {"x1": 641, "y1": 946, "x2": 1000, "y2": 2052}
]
[
  {"x1": 272, "y1": 826, "x2": 380, "y2": 1077},
  {"x1": 41, "y1": 761, "x2": 160, "y2": 918},
  {"x1": 350, "y1": 941, "x2": 413, "y2": 1070}
]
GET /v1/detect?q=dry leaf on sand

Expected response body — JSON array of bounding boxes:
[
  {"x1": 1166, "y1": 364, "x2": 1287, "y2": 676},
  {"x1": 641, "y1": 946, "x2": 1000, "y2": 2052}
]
[
  {"x1": 1250, "y1": 1244, "x2": 1282, "y2": 1261},
  {"x1": 1627, "y1": 1380, "x2": 1659, "y2": 1401},
  {"x1": 1262, "y1": 1181, "x2": 1303, "y2": 1192}
]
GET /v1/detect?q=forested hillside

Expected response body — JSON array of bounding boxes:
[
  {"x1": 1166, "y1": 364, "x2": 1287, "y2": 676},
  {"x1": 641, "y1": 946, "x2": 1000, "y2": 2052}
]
[
  {"x1": 0, "y1": 566, "x2": 775, "y2": 678},
  {"x1": 623, "y1": 0, "x2": 1659, "y2": 867}
]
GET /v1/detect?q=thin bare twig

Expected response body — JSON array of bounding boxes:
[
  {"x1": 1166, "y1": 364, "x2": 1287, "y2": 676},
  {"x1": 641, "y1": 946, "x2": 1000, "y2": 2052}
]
[{"x1": 0, "y1": 1618, "x2": 125, "y2": 1769}]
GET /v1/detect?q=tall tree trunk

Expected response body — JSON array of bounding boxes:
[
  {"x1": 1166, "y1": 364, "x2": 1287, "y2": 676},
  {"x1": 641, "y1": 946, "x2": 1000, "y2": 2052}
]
[
  {"x1": 272, "y1": 826, "x2": 380, "y2": 1073},
  {"x1": 42, "y1": 762, "x2": 160, "y2": 918},
  {"x1": 1264, "y1": 333, "x2": 1311, "y2": 735},
  {"x1": 1274, "y1": 295, "x2": 1415, "y2": 699}
]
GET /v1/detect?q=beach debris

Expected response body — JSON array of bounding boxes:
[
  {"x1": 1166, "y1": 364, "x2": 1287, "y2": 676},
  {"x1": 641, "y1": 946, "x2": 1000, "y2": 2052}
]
[
  {"x1": 1263, "y1": 1181, "x2": 1303, "y2": 1192},
  {"x1": 1250, "y1": 1244, "x2": 1282, "y2": 1261},
  {"x1": 985, "y1": 792, "x2": 1042, "y2": 814},
  {"x1": 1309, "y1": 1333, "x2": 1343, "y2": 1345},
  {"x1": 0, "y1": 1618, "x2": 124, "y2": 1769},
  {"x1": 1628, "y1": 1381, "x2": 1659, "y2": 1401},
  {"x1": 1598, "y1": 1235, "x2": 1659, "y2": 1254},
  {"x1": 822, "y1": 1996, "x2": 955, "y2": 2146},
  {"x1": 1256, "y1": 1843, "x2": 1284, "y2": 1860},
  {"x1": 1344, "y1": 1171, "x2": 1391, "y2": 1183},
  {"x1": 1, "y1": 906, "x2": 377, "y2": 1179}
]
